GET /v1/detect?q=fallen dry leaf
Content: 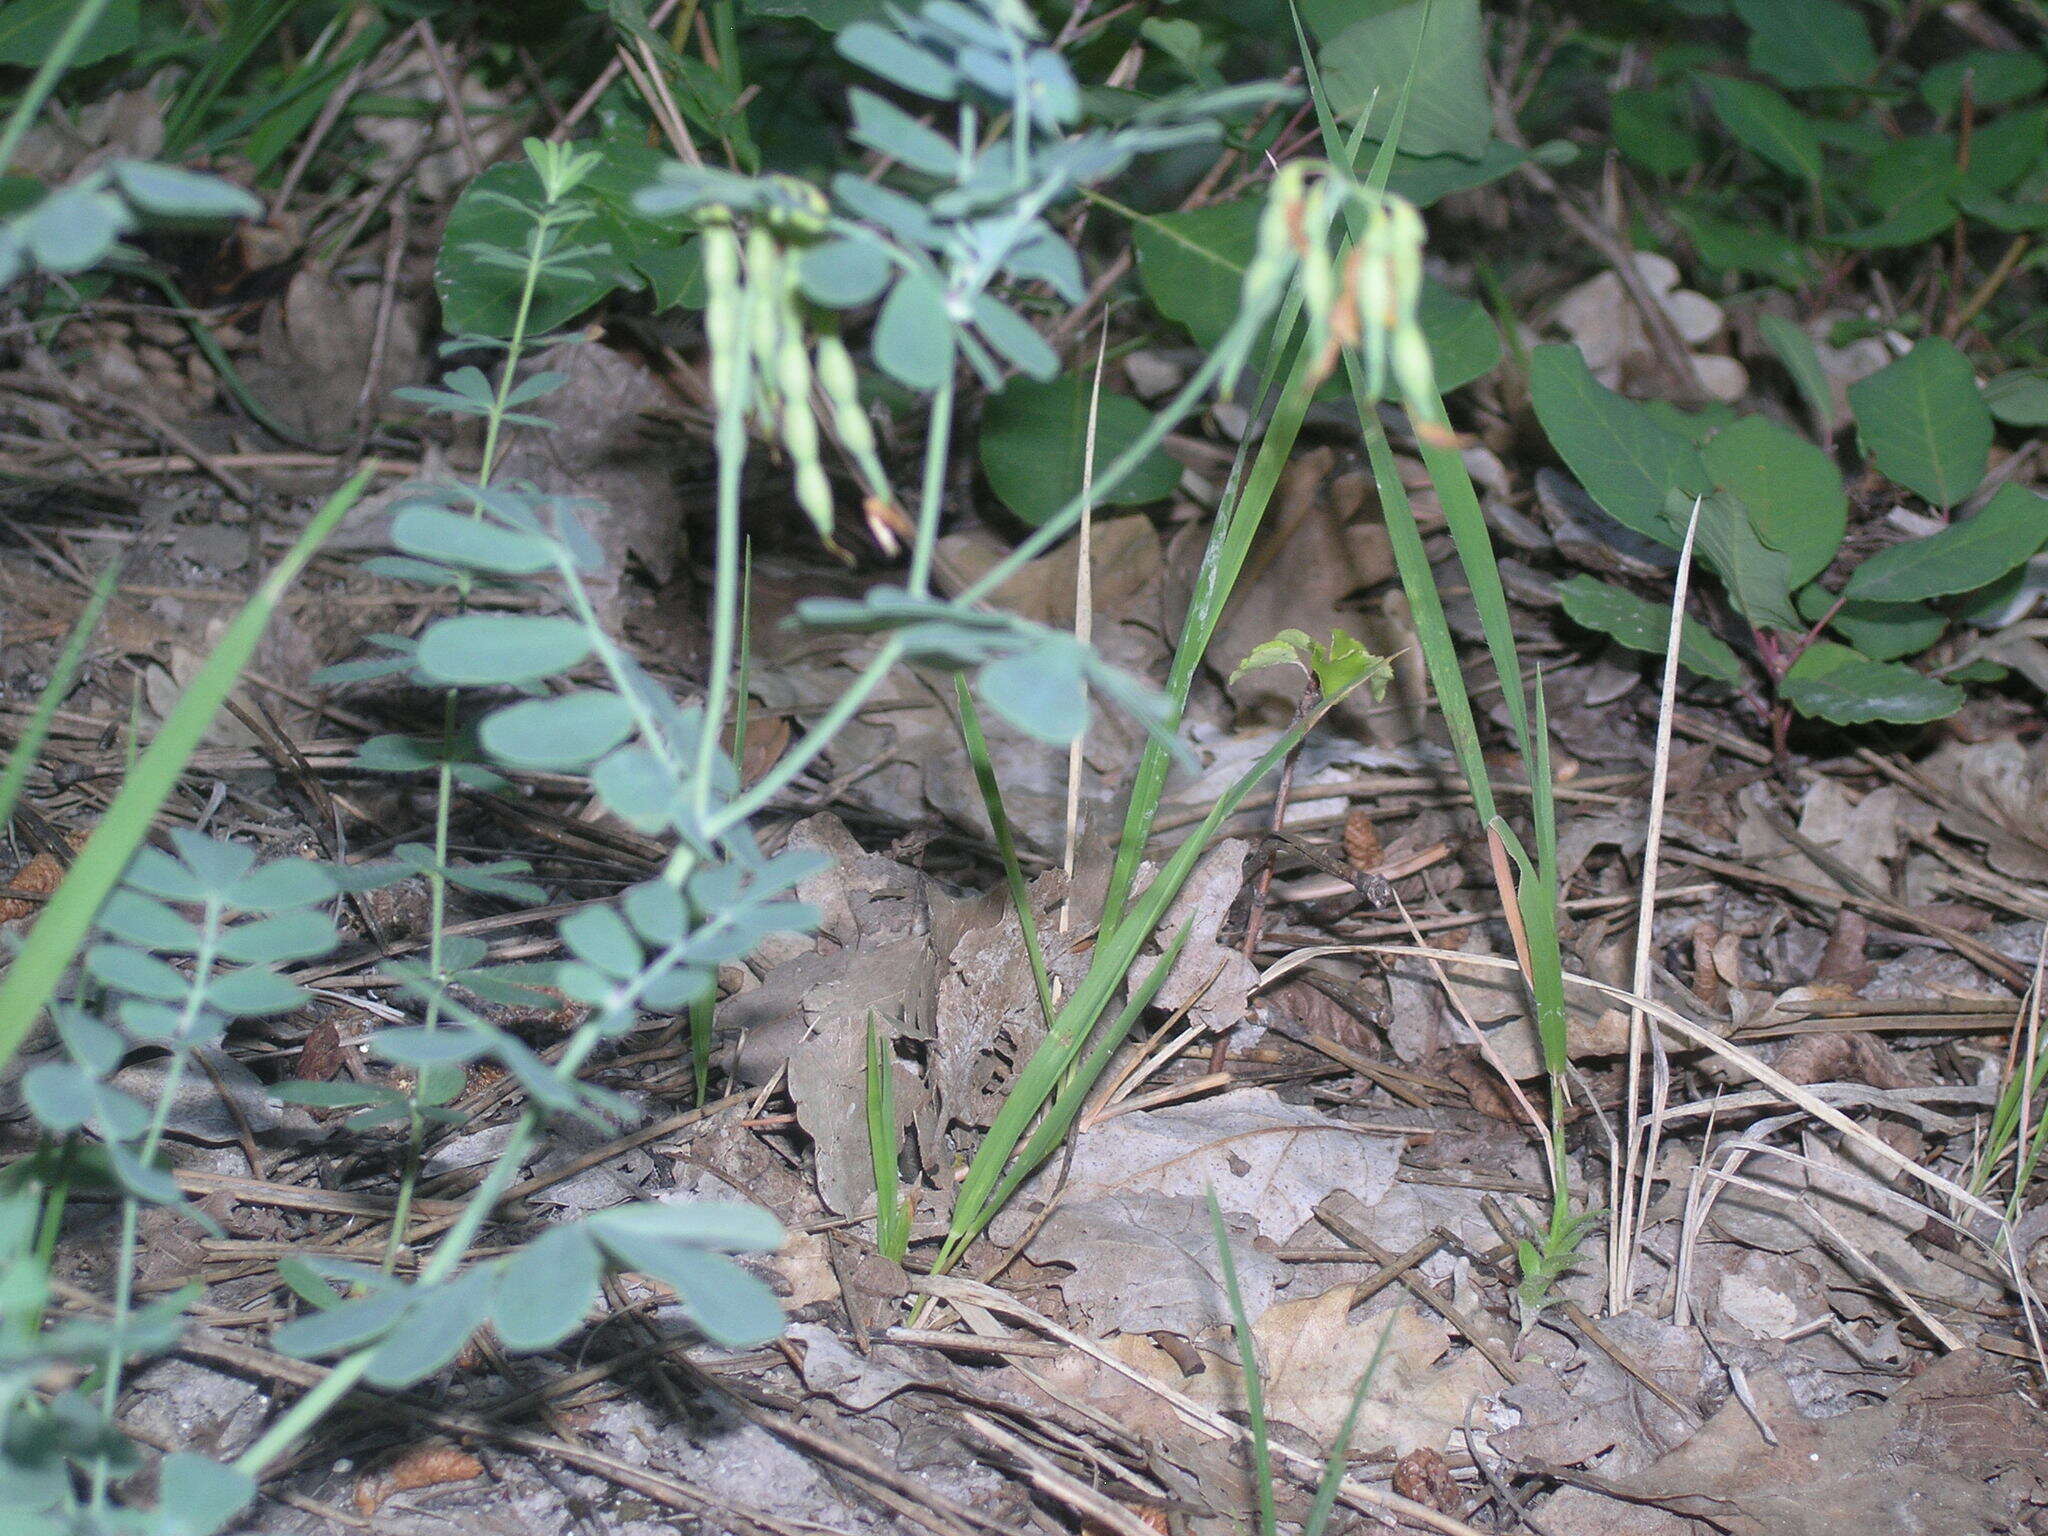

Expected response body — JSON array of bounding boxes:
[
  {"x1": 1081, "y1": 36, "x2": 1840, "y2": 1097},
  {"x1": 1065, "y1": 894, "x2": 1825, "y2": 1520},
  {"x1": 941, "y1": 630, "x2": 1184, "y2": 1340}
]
[
  {"x1": 0, "y1": 851, "x2": 63, "y2": 922},
  {"x1": 1183, "y1": 1291, "x2": 1506, "y2": 1457},
  {"x1": 354, "y1": 1442, "x2": 485, "y2": 1514}
]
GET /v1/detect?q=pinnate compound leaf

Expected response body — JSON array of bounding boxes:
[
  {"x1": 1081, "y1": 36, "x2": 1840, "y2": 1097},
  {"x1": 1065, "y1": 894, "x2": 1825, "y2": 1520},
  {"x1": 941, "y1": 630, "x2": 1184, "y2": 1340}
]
[
  {"x1": 24, "y1": 1061, "x2": 96, "y2": 1133},
  {"x1": 491, "y1": 1224, "x2": 603, "y2": 1351},
  {"x1": 1781, "y1": 643, "x2": 1962, "y2": 725},
  {"x1": 1700, "y1": 415, "x2": 1846, "y2": 586},
  {"x1": 978, "y1": 637, "x2": 1090, "y2": 745},
  {"x1": 391, "y1": 507, "x2": 559, "y2": 574},
  {"x1": 836, "y1": 22, "x2": 958, "y2": 99},
  {"x1": 1846, "y1": 484, "x2": 2048, "y2": 602},
  {"x1": 153, "y1": 1452, "x2": 255, "y2": 1536},
  {"x1": 272, "y1": 1287, "x2": 410, "y2": 1359},
  {"x1": 110, "y1": 161, "x2": 261, "y2": 223},
  {"x1": 588, "y1": 1200, "x2": 783, "y2": 1252},
  {"x1": 481, "y1": 690, "x2": 636, "y2": 770},
  {"x1": 415, "y1": 614, "x2": 593, "y2": 686},
  {"x1": 594, "y1": 1229, "x2": 785, "y2": 1347},
  {"x1": 872, "y1": 270, "x2": 954, "y2": 390},
  {"x1": 1847, "y1": 337, "x2": 1991, "y2": 508},
  {"x1": 977, "y1": 373, "x2": 1180, "y2": 526},
  {"x1": 798, "y1": 237, "x2": 892, "y2": 308},
  {"x1": 215, "y1": 909, "x2": 337, "y2": 964},
  {"x1": 363, "y1": 1271, "x2": 494, "y2": 1387},
  {"x1": 1555, "y1": 575, "x2": 1745, "y2": 684},
  {"x1": 1529, "y1": 344, "x2": 1708, "y2": 541}
]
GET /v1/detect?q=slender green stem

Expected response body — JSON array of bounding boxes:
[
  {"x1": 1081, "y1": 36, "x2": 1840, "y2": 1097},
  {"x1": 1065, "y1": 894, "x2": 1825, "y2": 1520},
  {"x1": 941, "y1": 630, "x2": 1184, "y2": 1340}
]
[
  {"x1": 708, "y1": 637, "x2": 905, "y2": 837},
  {"x1": 906, "y1": 370, "x2": 956, "y2": 599},
  {"x1": 693, "y1": 358, "x2": 748, "y2": 825},
  {"x1": 0, "y1": 0, "x2": 117, "y2": 176},
  {"x1": 94, "y1": 905, "x2": 221, "y2": 1503},
  {"x1": 0, "y1": 557, "x2": 120, "y2": 835}
]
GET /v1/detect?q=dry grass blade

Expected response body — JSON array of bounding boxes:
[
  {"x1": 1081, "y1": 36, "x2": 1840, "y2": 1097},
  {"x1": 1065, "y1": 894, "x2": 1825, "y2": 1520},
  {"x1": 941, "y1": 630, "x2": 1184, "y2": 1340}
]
[{"x1": 1613, "y1": 493, "x2": 1703, "y2": 1312}]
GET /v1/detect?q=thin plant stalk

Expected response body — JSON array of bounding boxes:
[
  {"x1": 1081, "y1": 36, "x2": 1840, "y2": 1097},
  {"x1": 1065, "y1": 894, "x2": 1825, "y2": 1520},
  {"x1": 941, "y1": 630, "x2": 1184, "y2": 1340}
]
[
  {"x1": 0, "y1": 555, "x2": 121, "y2": 836},
  {"x1": 955, "y1": 677, "x2": 1057, "y2": 1026},
  {"x1": 1611, "y1": 495, "x2": 1703, "y2": 1311},
  {"x1": 0, "y1": 0, "x2": 118, "y2": 176},
  {"x1": 0, "y1": 467, "x2": 376, "y2": 1078}
]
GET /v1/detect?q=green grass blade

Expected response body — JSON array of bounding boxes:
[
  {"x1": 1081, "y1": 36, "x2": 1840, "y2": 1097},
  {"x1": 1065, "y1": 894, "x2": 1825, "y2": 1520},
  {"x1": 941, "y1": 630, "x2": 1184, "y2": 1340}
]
[
  {"x1": 954, "y1": 675, "x2": 1056, "y2": 1027},
  {"x1": 0, "y1": 466, "x2": 375, "y2": 1077},
  {"x1": 0, "y1": 556, "x2": 121, "y2": 835},
  {"x1": 971, "y1": 921, "x2": 1188, "y2": 1234},
  {"x1": 938, "y1": 708, "x2": 1333, "y2": 1272},
  {"x1": 1304, "y1": 1313, "x2": 1397, "y2": 1536},
  {"x1": 1100, "y1": 319, "x2": 1320, "y2": 933},
  {"x1": 867, "y1": 1014, "x2": 909, "y2": 1262},
  {"x1": 1208, "y1": 1189, "x2": 1278, "y2": 1536}
]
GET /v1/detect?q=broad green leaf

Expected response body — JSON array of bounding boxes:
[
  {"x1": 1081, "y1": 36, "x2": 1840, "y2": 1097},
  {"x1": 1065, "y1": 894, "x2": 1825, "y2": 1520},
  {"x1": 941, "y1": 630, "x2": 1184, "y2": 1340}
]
[
  {"x1": 1681, "y1": 489, "x2": 1801, "y2": 634},
  {"x1": 415, "y1": 614, "x2": 594, "y2": 686},
  {"x1": 1984, "y1": 369, "x2": 2048, "y2": 427},
  {"x1": 1798, "y1": 586, "x2": 1945, "y2": 660},
  {"x1": 1703, "y1": 76, "x2": 1822, "y2": 181},
  {"x1": 1845, "y1": 484, "x2": 2048, "y2": 602},
  {"x1": 1131, "y1": 198, "x2": 1258, "y2": 350},
  {"x1": 1555, "y1": 575, "x2": 1745, "y2": 683},
  {"x1": 480, "y1": 690, "x2": 636, "y2": 770},
  {"x1": 746, "y1": 0, "x2": 886, "y2": 29},
  {"x1": 977, "y1": 373, "x2": 1180, "y2": 526},
  {"x1": 1416, "y1": 279, "x2": 1499, "y2": 392},
  {"x1": 1827, "y1": 191, "x2": 1959, "y2": 249},
  {"x1": 1700, "y1": 415, "x2": 1845, "y2": 586},
  {"x1": 0, "y1": 0, "x2": 137, "y2": 67},
  {"x1": 1922, "y1": 51, "x2": 2048, "y2": 116},
  {"x1": 1756, "y1": 313, "x2": 1833, "y2": 440},
  {"x1": 1731, "y1": 0, "x2": 1874, "y2": 90},
  {"x1": 1305, "y1": 0, "x2": 1490, "y2": 161},
  {"x1": 1847, "y1": 337, "x2": 1991, "y2": 507},
  {"x1": 1611, "y1": 87, "x2": 1701, "y2": 175},
  {"x1": 1382, "y1": 137, "x2": 1526, "y2": 204},
  {"x1": 872, "y1": 270, "x2": 953, "y2": 390},
  {"x1": 1670, "y1": 206, "x2": 1814, "y2": 286},
  {"x1": 1528, "y1": 343, "x2": 1708, "y2": 541},
  {"x1": 1781, "y1": 642, "x2": 1962, "y2": 724},
  {"x1": 1961, "y1": 106, "x2": 2048, "y2": 197}
]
